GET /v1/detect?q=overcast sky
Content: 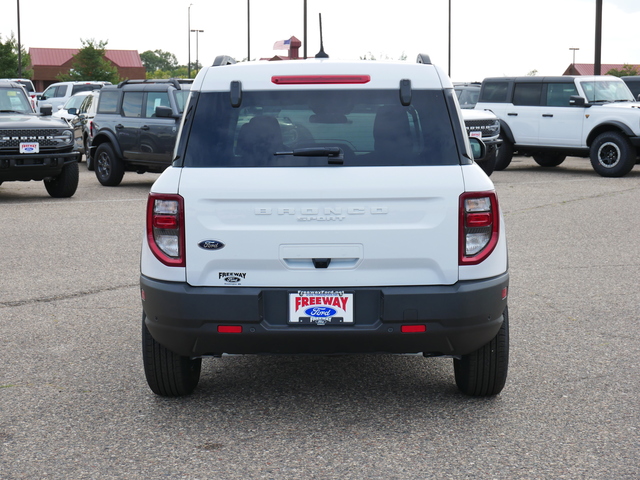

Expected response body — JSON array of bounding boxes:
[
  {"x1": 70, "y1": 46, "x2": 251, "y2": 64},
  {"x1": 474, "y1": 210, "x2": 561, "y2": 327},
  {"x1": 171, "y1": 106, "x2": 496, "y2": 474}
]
[{"x1": 2, "y1": 0, "x2": 639, "y2": 82}]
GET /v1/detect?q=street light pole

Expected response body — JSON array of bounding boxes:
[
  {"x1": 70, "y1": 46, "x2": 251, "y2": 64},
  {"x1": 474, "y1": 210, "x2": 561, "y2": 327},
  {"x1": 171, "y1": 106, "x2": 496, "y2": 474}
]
[
  {"x1": 17, "y1": 0, "x2": 22, "y2": 77},
  {"x1": 594, "y1": 0, "x2": 602, "y2": 75},
  {"x1": 191, "y1": 30, "x2": 204, "y2": 73},
  {"x1": 569, "y1": 47, "x2": 579, "y2": 66},
  {"x1": 448, "y1": 0, "x2": 451, "y2": 77},
  {"x1": 247, "y1": 0, "x2": 250, "y2": 61},
  {"x1": 188, "y1": 4, "x2": 193, "y2": 78}
]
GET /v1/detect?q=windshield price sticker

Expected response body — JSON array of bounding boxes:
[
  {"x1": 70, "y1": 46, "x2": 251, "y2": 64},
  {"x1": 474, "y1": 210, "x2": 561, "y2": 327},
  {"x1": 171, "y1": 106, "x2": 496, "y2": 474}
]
[
  {"x1": 289, "y1": 291, "x2": 354, "y2": 325},
  {"x1": 20, "y1": 142, "x2": 39, "y2": 154}
]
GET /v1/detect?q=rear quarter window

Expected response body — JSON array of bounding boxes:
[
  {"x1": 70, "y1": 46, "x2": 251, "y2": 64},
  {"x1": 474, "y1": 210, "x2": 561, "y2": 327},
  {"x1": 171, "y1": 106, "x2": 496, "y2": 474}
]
[
  {"x1": 181, "y1": 89, "x2": 461, "y2": 168},
  {"x1": 97, "y1": 90, "x2": 120, "y2": 114},
  {"x1": 479, "y1": 82, "x2": 509, "y2": 103},
  {"x1": 513, "y1": 83, "x2": 542, "y2": 106}
]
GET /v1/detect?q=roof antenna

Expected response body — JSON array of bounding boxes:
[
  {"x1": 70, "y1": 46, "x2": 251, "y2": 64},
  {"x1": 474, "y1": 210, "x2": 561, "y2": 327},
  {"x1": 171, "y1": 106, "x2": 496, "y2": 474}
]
[{"x1": 315, "y1": 13, "x2": 329, "y2": 58}]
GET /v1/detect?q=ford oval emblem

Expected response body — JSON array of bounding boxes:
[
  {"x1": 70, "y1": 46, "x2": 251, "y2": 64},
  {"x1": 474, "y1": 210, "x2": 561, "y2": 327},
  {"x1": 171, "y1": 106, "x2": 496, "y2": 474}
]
[
  {"x1": 198, "y1": 240, "x2": 225, "y2": 250},
  {"x1": 304, "y1": 307, "x2": 337, "y2": 317}
]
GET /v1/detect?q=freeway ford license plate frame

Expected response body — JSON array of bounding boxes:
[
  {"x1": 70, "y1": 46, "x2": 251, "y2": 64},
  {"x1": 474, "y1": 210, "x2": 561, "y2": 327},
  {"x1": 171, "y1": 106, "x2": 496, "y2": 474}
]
[
  {"x1": 20, "y1": 142, "x2": 39, "y2": 154},
  {"x1": 289, "y1": 291, "x2": 354, "y2": 325}
]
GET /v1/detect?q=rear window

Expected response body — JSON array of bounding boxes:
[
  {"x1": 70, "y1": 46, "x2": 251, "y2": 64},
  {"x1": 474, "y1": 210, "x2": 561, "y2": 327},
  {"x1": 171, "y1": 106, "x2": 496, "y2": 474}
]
[
  {"x1": 182, "y1": 89, "x2": 459, "y2": 167},
  {"x1": 72, "y1": 84, "x2": 103, "y2": 95}
]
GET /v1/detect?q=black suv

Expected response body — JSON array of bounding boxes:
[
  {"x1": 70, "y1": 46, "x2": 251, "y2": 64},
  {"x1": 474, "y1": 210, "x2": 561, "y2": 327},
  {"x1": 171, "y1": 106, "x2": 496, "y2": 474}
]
[
  {"x1": 622, "y1": 76, "x2": 640, "y2": 101},
  {"x1": 0, "y1": 80, "x2": 80, "y2": 197},
  {"x1": 90, "y1": 79, "x2": 192, "y2": 186}
]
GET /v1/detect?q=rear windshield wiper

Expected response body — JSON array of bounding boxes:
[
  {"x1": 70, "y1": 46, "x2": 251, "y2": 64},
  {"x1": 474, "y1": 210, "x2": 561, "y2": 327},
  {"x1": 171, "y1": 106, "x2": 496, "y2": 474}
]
[{"x1": 275, "y1": 147, "x2": 344, "y2": 164}]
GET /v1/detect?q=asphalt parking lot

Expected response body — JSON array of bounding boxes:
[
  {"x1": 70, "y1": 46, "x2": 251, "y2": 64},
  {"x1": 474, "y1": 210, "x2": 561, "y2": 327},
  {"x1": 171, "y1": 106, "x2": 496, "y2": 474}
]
[{"x1": 1, "y1": 156, "x2": 639, "y2": 479}]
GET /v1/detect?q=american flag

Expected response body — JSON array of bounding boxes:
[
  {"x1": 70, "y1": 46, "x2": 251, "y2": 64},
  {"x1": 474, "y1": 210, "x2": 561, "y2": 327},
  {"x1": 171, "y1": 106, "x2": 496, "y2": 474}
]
[{"x1": 273, "y1": 39, "x2": 291, "y2": 50}]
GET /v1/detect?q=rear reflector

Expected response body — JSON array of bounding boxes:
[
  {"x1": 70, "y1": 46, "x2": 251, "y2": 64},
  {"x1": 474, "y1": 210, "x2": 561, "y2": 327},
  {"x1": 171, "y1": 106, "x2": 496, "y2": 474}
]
[
  {"x1": 272, "y1": 75, "x2": 371, "y2": 85},
  {"x1": 401, "y1": 325, "x2": 426, "y2": 333},
  {"x1": 218, "y1": 325, "x2": 243, "y2": 333}
]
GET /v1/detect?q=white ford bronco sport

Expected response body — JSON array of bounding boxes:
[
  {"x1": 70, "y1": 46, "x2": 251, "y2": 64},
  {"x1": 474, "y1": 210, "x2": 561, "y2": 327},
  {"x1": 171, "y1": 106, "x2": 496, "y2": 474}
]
[
  {"x1": 140, "y1": 54, "x2": 510, "y2": 397},
  {"x1": 476, "y1": 75, "x2": 640, "y2": 176}
]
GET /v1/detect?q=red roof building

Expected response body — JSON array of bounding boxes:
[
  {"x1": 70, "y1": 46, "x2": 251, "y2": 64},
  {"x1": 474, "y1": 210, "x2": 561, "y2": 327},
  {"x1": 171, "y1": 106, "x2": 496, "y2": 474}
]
[
  {"x1": 563, "y1": 63, "x2": 640, "y2": 76},
  {"x1": 29, "y1": 48, "x2": 146, "y2": 91}
]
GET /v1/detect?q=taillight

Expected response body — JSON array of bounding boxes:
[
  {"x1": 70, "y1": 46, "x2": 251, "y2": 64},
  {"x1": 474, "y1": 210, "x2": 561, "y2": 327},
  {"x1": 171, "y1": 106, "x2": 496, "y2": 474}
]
[
  {"x1": 459, "y1": 192, "x2": 499, "y2": 265},
  {"x1": 146, "y1": 193, "x2": 185, "y2": 267}
]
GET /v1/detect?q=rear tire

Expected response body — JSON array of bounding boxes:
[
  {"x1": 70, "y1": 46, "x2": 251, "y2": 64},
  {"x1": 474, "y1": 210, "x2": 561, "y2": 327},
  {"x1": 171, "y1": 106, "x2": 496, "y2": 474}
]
[
  {"x1": 590, "y1": 131, "x2": 636, "y2": 177},
  {"x1": 142, "y1": 313, "x2": 202, "y2": 397},
  {"x1": 95, "y1": 143, "x2": 124, "y2": 186},
  {"x1": 533, "y1": 153, "x2": 566, "y2": 167},
  {"x1": 454, "y1": 306, "x2": 509, "y2": 396},
  {"x1": 44, "y1": 161, "x2": 79, "y2": 198},
  {"x1": 495, "y1": 137, "x2": 513, "y2": 171}
]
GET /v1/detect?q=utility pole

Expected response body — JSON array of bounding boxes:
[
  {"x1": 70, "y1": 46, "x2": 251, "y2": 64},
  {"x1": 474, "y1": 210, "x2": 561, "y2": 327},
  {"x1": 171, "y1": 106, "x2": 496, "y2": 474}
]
[{"x1": 594, "y1": 0, "x2": 602, "y2": 75}]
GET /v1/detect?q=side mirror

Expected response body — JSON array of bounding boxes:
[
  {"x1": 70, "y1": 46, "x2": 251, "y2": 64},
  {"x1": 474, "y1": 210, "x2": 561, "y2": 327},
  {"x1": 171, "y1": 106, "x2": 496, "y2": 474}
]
[
  {"x1": 155, "y1": 105, "x2": 178, "y2": 118},
  {"x1": 40, "y1": 104, "x2": 53, "y2": 116},
  {"x1": 67, "y1": 107, "x2": 78, "y2": 115},
  {"x1": 469, "y1": 137, "x2": 486, "y2": 161},
  {"x1": 569, "y1": 95, "x2": 586, "y2": 107}
]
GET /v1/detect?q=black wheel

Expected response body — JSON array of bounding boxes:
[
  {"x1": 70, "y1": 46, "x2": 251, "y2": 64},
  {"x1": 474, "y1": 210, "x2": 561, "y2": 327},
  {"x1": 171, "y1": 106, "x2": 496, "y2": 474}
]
[
  {"x1": 533, "y1": 153, "x2": 566, "y2": 167},
  {"x1": 590, "y1": 131, "x2": 636, "y2": 177},
  {"x1": 85, "y1": 137, "x2": 94, "y2": 171},
  {"x1": 44, "y1": 161, "x2": 79, "y2": 198},
  {"x1": 142, "y1": 313, "x2": 202, "y2": 397},
  {"x1": 454, "y1": 306, "x2": 509, "y2": 396},
  {"x1": 477, "y1": 145, "x2": 497, "y2": 176},
  {"x1": 494, "y1": 136, "x2": 513, "y2": 171},
  {"x1": 95, "y1": 143, "x2": 125, "y2": 186}
]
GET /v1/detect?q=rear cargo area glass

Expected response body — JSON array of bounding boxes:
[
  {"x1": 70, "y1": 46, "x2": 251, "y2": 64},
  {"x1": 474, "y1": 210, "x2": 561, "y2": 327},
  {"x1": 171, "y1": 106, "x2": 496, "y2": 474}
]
[{"x1": 183, "y1": 90, "x2": 459, "y2": 167}]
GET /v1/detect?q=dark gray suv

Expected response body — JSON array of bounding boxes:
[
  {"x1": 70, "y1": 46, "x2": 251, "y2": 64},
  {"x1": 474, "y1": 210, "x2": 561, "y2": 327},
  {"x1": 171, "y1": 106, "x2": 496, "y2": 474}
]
[{"x1": 90, "y1": 79, "x2": 192, "y2": 186}]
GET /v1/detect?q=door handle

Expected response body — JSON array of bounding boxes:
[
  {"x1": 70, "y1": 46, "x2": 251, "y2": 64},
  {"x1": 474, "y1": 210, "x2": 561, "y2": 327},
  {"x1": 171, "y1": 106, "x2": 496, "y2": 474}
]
[
  {"x1": 507, "y1": 113, "x2": 518, "y2": 116},
  {"x1": 141, "y1": 125, "x2": 150, "y2": 130},
  {"x1": 115, "y1": 124, "x2": 123, "y2": 129},
  {"x1": 542, "y1": 114, "x2": 553, "y2": 117}
]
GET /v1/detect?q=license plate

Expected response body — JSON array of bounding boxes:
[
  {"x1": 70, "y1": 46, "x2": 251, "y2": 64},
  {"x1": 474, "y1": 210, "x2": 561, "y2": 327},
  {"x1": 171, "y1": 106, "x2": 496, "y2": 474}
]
[
  {"x1": 289, "y1": 291, "x2": 354, "y2": 325},
  {"x1": 20, "y1": 142, "x2": 39, "y2": 154}
]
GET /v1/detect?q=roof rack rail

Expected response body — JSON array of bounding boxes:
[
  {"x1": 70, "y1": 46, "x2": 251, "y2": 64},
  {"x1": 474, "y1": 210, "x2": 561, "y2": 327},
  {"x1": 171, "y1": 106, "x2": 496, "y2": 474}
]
[
  {"x1": 212, "y1": 56, "x2": 237, "y2": 67},
  {"x1": 416, "y1": 54, "x2": 432, "y2": 65},
  {"x1": 117, "y1": 78, "x2": 190, "y2": 89}
]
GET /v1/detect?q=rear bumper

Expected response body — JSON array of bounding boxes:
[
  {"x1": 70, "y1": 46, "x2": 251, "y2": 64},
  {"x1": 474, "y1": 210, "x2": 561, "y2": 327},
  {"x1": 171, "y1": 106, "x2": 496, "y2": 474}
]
[
  {"x1": 141, "y1": 272, "x2": 509, "y2": 357},
  {"x1": 0, "y1": 151, "x2": 79, "y2": 181}
]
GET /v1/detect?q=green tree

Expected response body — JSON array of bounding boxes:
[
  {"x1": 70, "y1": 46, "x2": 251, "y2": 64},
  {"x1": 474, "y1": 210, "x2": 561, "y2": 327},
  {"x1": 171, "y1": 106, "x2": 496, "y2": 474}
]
[
  {"x1": 140, "y1": 50, "x2": 179, "y2": 73},
  {"x1": 606, "y1": 64, "x2": 639, "y2": 77},
  {"x1": 57, "y1": 39, "x2": 120, "y2": 83},
  {"x1": 0, "y1": 33, "x2": 32, "y2": 78}
]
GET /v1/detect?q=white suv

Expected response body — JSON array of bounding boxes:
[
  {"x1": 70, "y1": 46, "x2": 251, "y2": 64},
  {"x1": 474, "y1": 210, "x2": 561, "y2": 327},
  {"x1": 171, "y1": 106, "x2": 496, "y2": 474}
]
[
  {"x1": 140, "y1": 55, "x2": 510, "y2": 397},
  {"x1": 37, "y1": 81, "x2": 110, "y2": 113},
  {"x1": 476, "y1": 75, "x2": 640, "y2": 176}
]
